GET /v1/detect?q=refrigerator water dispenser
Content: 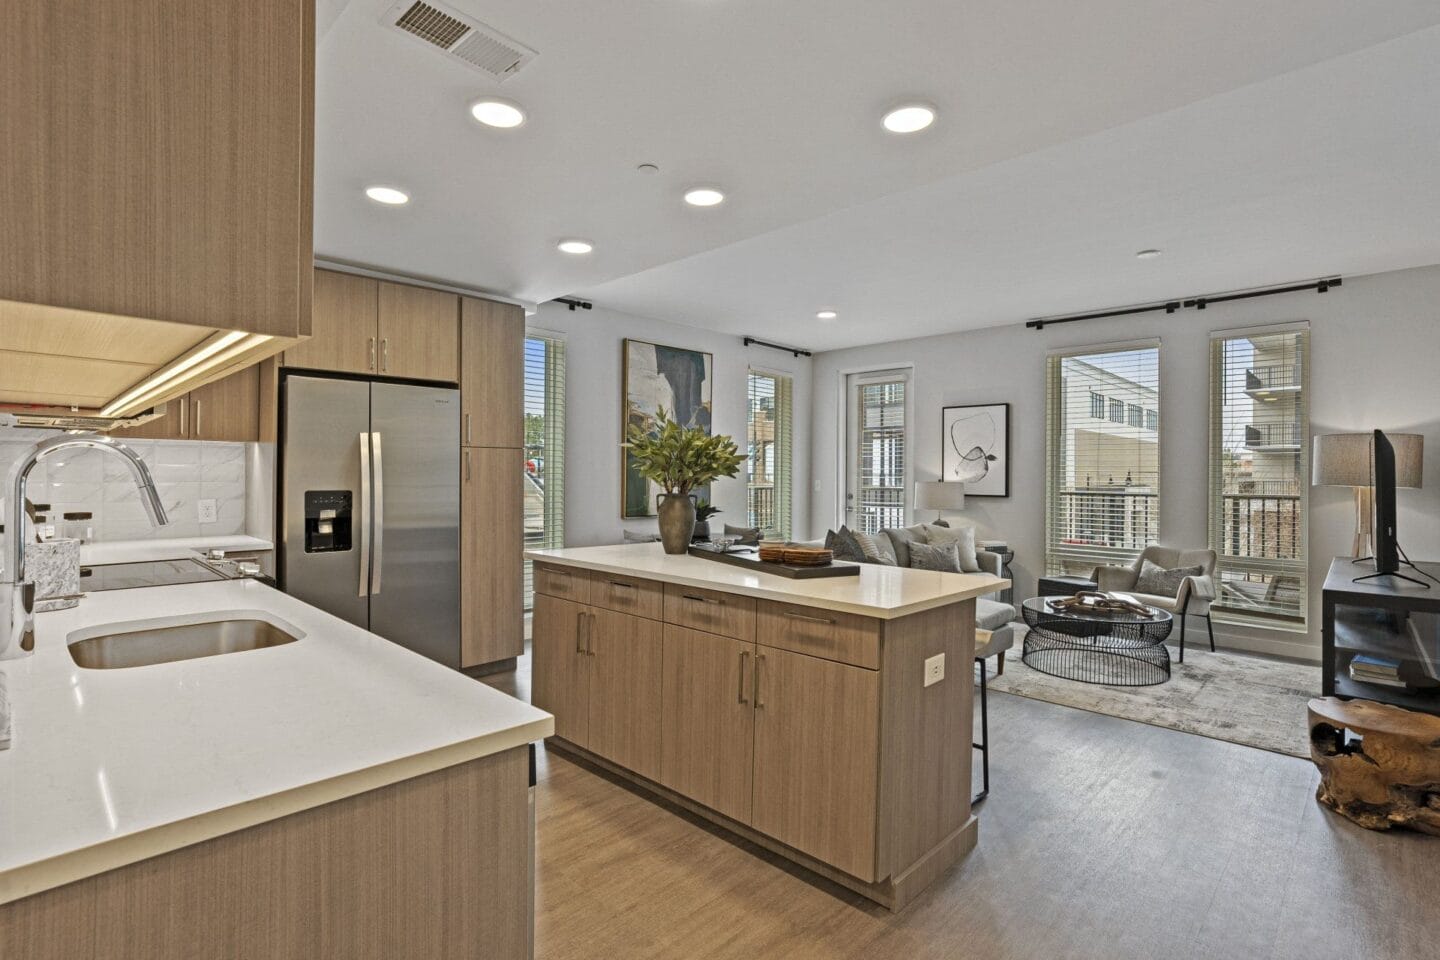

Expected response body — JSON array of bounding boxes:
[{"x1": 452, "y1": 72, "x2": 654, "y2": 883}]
[{"x1": 304, "y1": 490, "x2": 352, "y2": 553}]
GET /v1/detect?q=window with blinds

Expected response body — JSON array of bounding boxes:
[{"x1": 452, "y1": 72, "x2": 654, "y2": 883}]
[
  {"x1": 746, "y1": 370, "x2": 793, "y2": 539},
  {"x1": 523, "y1": 335, "x2": 566, "y2": 612},
  {"x1": 1208, "y1": 327, "x2": 1309, "y2": 626},
  {"x1": 1045, "y1": 344, "x2": 1161, "y2": 575}
]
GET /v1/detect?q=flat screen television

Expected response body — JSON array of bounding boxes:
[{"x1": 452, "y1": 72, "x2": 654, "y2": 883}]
[{"x1": 1372, "y1": 428, "x2": 1400, "y2": 575}]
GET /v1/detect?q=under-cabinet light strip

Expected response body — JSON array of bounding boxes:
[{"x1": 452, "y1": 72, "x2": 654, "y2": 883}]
[{"x1": 99, "y1": 330, "x2": 270, "y2": 417}]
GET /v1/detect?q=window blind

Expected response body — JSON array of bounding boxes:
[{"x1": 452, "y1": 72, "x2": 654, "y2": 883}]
[
  {"x1": 523, "y1": 335, "x2": 566, "y2": 612},
  {"x1": 1045, "y1": 344, "x2": 1161, "y2": 575},
  {"x1": 1207, "y1": 327, "x2": 1309, "y2": 625},
  {"x1": 854, "y1": 376, "x2": 907, "y2": 535},
  {"x1": 746, "y1": 370, "x2": 793, "y2": 539}
]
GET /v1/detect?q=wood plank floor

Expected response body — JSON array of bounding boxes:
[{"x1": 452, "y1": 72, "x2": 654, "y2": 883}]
[{"x1": 483, "y1": 651, "x2": 1440, "y2": 959}]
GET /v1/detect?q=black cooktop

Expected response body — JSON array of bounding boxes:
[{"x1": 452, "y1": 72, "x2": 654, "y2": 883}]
[{"x1": 79, "y1": 558, "x2": 228, "y2": 592}]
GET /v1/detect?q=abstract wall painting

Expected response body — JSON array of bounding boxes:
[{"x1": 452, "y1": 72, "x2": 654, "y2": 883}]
[{"x1": 941, "y1": 403, "x2": 1009, "y2": 497}]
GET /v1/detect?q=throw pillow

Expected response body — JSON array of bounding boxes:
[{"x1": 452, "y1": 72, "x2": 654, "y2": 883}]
[
  {"x1": 1133, "y1": 559, "x2": 1204, "y2": 597},
  {"x1": 723, "y1": 523, "x2": 761, "y2": 545},
  {"x1": 881, "y1": 523, "x2": 930, "y2": 567},
  {"x1": 849, "y1": 529, "x2": 880, "y2": 564},
  {"x1": 921, "y1": 523, "x2": 980, "y2": 572},
  {"x1": 909, "y1": 540, "x2": 962, "y2": 573},
  {"x1": 824, "y1": 526, "x2": 868, "y2": 563}
]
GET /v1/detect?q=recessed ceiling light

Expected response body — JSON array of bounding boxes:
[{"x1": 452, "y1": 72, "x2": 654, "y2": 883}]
[
  {"x1": 684, "y1": 187, "x2": 725, "y2": 207},
  {"x1": 1135, "y1": 248, "x2": 1162, "y2": 259},
  {"x1": 816, "y1": 310, "x2": 838, "y2": 321},
  {"x1": 365, "y1": 185, "x2": 409, "y2": 205},
  {"x1": 557, "y1": 239, "x2": 594, "y2": 255},
  {"x1": 470, "y1": 98, "x2": 526, "y2": 129},
  {"x1": 882, "y1": 103, "x2": 936, "y2": 134}
]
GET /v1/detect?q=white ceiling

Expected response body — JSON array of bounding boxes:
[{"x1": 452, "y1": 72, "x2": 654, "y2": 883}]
[{"x1": 314, "y1": 1, "x2": 1440, "y2": 351}]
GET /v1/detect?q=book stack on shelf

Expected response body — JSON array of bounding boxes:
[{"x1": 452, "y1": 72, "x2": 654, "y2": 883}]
[{"x1": 1348, "y1": 654, "x2": 1407, "y2": 689}]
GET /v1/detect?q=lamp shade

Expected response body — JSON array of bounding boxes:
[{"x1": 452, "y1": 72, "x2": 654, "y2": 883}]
[
  {"x1": 1313, "y1": 433, "x2": 1423, "y2": 489},
  {"x1": 915, "y1": 480, "x2": 965, "y2": 513}
]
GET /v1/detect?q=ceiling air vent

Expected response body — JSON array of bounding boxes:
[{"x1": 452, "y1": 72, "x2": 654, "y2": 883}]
[{"x1": 384, "y1": 1, "x2": 537, "y2": 81}]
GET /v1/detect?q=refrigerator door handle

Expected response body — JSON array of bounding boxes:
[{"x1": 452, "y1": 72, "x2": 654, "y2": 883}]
[
  {"x1": 358, "y1": 432, "x2": 371, "y2": 598},
  {"x1": 371, "y1": 431, "x2": 385, "y2": 595}
]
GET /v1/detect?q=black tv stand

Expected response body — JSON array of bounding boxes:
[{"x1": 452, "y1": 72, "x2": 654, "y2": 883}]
[
  {"x1": 1350, "y1": 543, "x2": 1438, "y2": 588},
  {"x1": 1323, "y1": 556, "x2": 1440, "y2": 718}
]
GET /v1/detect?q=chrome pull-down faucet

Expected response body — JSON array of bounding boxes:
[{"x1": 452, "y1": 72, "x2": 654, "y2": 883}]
[{"x1": 1, "y1": 434, "x2": 169, "y2": 657}]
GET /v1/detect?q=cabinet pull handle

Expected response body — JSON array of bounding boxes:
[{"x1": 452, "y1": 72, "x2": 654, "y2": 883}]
[
  {"x1": 465, "y1": 413, "x2": 472, "y2": 444},
  {"x1": 368, "y1": 337, "x2": 376, "y2": 371},
  {"x1": 194, "y1": 399, "x2": 202, "y2": 438},
  {"x1": 738, "y1": 650, "x2": 749, "y2": 704},
  {"x1": 682, "y1": 594, "x2": 721, "y2": 605},
  {"x1": 586, "y1": 612, "x2": 596, "y2": 656},
  {"x1": 575, "y1": 611, "x2": 585, "y2": 655},
  {"x1": 754, "y1": 653, "x2": 765, "y2": 708},
  {"x1": 782, "y1": 610, "x2": 834, "y2": 625},
  {"x1": 179, "y1": 397, "x2": 187, "y2": 436},
  {"x1": 464, "y1": 449, "x2": 471, "y2": 482},
  {"x1": 607, "y1": 579, "x2": 635, "y2": 589},
  {"x1": 381, "y1": 338, "x2": 389, "y2": 372}
]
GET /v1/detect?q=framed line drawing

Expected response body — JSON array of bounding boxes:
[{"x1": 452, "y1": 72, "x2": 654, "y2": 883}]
[{"x1": 941, "y1": 403, "x2": 1009, "y2": 497}]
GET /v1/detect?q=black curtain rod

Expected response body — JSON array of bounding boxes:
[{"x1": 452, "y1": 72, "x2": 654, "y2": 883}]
[
  {"x1": 555, "y1": 297, "x2": 592, "y2": 311},
  {"x1": 743, "y1": 336, "x2": 812, "y2": 358},
  {"x1": 1026, "y1": 276, "x2": 1341, "y2": 330}
]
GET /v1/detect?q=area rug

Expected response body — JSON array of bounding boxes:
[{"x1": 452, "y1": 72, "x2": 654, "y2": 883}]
[{"x1": 987, "y1": 633, "x2": 1320, "y2": 758}]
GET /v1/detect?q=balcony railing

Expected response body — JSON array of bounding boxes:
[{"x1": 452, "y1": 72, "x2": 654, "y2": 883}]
[
  {"x1": 1049, "y1": 489, "x2": 1158, "y2": 574},
  {"x1": 748, "y1": 483, "x2": 775, "y2": 532},
  {"x1": 1244, "y1": 422, "x2": 1301, "y2": 449},
  {"x1": 1220, "y1": 493, "x2": 1302, "y2": 561},
  {"x1": 1227, "y1": 477, "x2": 1302, "y2": 497},
  {"x1": 1245, "y1": 364, "x2": 1301, "y2": 394}
]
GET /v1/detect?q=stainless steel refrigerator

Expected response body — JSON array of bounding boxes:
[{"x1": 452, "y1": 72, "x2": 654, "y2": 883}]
[{"x1": 280, "y1": 374, "x2": 461, "y2": 667}]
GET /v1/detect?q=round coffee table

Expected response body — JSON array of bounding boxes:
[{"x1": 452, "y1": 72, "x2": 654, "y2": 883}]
[{"x1": 1021, "y1": 596, "x2": 1174, "y2": 686}]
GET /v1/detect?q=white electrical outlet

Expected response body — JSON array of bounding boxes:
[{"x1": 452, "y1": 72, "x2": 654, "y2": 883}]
[
  {"x1": 197, "y1": 498, "x2": 218, "y2": 524},
  {"x1": 923, "y1": 653, "x2": 945, "y2": 687}
]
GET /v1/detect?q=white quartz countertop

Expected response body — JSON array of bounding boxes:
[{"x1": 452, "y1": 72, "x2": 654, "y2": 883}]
[
  {"x1": 526, "y1": 544, "x2": 1007, "y2": 619},
  {"x1": 0, "y1": 579, "x2": 552, "y2": 905},
  {"x1": 78, "y1": 535, "x2": 273, "y2": 566}
]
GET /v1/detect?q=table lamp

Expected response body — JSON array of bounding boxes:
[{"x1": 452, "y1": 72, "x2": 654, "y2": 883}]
[
  {"x1": 1312, "y1": 432, "x2": 1423, "y2": 557},
  {"x1": 914, "y1": 480, "x2": 965, "y2": 523}
]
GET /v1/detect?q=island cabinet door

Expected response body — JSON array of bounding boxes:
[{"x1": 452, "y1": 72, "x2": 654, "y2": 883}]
[
  {"x1": 751, "y1": 648, "x2": 881, "y2": 882},
  {"x1": 587, "y1": 607, "x2": 664, "y2": 781},
  {"x1": 660, "y1": 626, "x2": 756, "y2": 825},
  {"x1": 531, "y1": 594, "x2": 591, "y2": 747}
]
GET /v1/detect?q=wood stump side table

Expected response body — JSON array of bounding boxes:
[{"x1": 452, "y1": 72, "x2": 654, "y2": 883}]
[{"x1": 1308, "y1": 696, "x2": 1440, "y2": 835}]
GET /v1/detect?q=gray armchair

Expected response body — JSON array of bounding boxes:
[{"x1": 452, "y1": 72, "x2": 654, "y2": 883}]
[{"x1": 1094, "y1": 545, "x2": 1218, "y2": 662}]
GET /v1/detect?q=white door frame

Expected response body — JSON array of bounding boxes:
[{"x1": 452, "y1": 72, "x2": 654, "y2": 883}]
[{"x1": 836, "y1": 365, "x2": 913, "y2": 532}]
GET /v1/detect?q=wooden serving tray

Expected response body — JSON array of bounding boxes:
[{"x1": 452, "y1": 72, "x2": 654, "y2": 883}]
[{"x1": 687, "y1": 546, "x2": 861, "y2": 579}]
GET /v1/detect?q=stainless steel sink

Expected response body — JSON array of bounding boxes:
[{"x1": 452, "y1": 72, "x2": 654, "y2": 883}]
[{"x1": 69, "y1": 618, "x2": 299, "y2": 669}]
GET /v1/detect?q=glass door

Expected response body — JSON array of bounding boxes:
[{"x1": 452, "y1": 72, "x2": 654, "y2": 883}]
[{"x1": 844, "y1": 369, "x2": 910, "y2": 534}]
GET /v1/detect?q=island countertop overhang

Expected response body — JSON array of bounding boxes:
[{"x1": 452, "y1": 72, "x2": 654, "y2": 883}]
[{"x1": 526, "y1": 544, "x2": 1007, "y2": 620}]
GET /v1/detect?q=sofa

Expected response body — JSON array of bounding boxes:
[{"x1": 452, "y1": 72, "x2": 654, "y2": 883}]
[{"x1": 814, "y1": 523, "x2": 1017, "y2": 672}]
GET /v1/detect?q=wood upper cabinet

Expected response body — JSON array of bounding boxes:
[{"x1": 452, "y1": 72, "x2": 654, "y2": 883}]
[
  {"x1": 1, "y1": 1, "x2": 313, "y2": 340},
  {"x1": 661, "y1": 626, "x2": 756, "y2": 824},
  {"x1": 460, "y1": 297, "x2": 524, "y2": 448},
  {"x1": 462, "y1": 448, "x2": 523, "y2": 669},
  {"x1": 751, "y1": 647, "x2": 880, "y2": 882},
  {"x1": 284, "y1": 270, "x2": 378, "y2": 375},
  {"x1": 379, "y1": 282, "x2": 458, "y2": 382},
  {"x1": 189, "y1": 364, "x2": 261, "y2": 442},
  {"x1": 531, "y1": 594, "x2": 590, "y2": 747},
  {"x1": 587, "y1": 607, "x2": 663, "y2": 781}
]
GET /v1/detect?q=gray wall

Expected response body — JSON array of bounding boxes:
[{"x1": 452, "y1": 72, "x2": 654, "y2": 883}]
[
  {"x1": 807, "y1": 264, "x2": 1440, "y2": 659},
  {"x1": 530, "y1": 301, "x2": 813, "y2": 549}
]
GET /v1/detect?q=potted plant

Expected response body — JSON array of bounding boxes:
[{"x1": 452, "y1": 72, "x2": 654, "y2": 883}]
[
  {"x1": 692, "y1": 500, "x2": 722, "y2": 542},
  {"x1": 624, "y1": 409, "x2": 744, "y2": 554}
]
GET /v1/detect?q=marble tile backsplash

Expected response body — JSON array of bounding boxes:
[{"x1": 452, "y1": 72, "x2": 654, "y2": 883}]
[{"x1": 0, "y1": 429, "x2": 248, "y2": 542}]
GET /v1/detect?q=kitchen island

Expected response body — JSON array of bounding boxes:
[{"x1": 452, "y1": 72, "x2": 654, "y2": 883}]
[
  {"x1": 525, "y1": 543, "x2": 1006, "y2": 909},
  {"x1": 0, "y1": 578, "x2": 552, "y2": 959}
]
